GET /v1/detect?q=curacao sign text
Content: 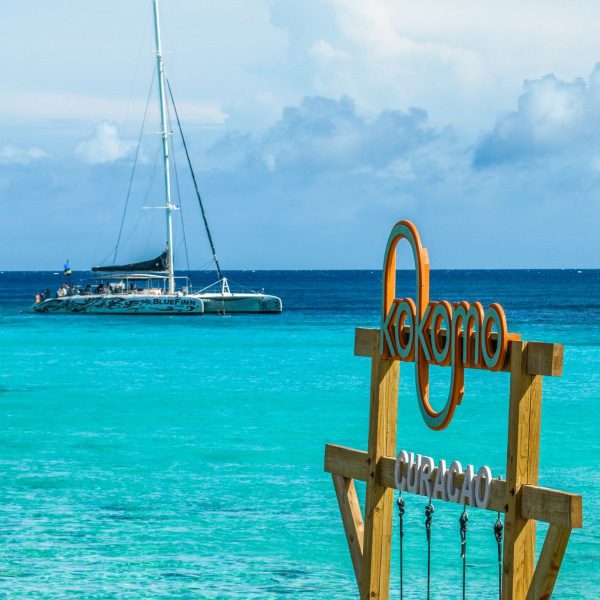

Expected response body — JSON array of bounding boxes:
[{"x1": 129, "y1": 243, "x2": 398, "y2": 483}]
[
  {"x1": 381, "y1": 220, "x2": 520, "y2": 430},
  {"x1": 395, "y1": 450, "x2": 494, "y2": 509}
]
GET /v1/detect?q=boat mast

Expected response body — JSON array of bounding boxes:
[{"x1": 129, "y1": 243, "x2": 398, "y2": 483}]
[{"x1": 152, "y1": 0, "x2": 175, "y2": 294}]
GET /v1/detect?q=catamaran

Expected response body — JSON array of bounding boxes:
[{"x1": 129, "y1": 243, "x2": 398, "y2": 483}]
[{"x1": 33, "y1": 0, "x2": 282, "y2": 315}]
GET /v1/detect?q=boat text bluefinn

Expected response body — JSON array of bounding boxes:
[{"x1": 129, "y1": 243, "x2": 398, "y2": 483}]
[{"x1": 152, "y1": 298, "x2": 196, "y2": 306}]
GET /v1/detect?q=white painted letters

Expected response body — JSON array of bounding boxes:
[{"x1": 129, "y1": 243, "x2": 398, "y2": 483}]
[
  {"x1": 475, "y1": 465, "x2": 492, "y2": 508},
  {"x1": 460, "y1": 464, "x2": 475, "y2": 507},
  {"x1": 395, "y1": 450, "x2": 409, "y2": 490},
  {"x1": 432, "y1": 459, "x2": 447, "y2": 500},
  {"x1": 394, "y1": 451, "x2": 494, "y2": 509},
  {"x1": 446, "y1": 460, "x2": 463, "y2": 503},
  {"x1": 419, "y1": 455, "x2": 435, "y2": 498},
  {"x1": 406, "y1": 453, "x2": 421, "y2": 493}
]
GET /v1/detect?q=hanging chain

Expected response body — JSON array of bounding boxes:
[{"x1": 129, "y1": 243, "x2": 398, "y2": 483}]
[
  {"x1": 397, "y1": 492, "x2": 405, "y2": 600},
  {"x1": 425, "y1": 499, "x2": 434, "y2": 600},
  {"x1": 459, "y1": 505, "x2": 469, "y2": 600},
  {"x1": 494, "y1": 511, "x2": 504, "y2": 600}
]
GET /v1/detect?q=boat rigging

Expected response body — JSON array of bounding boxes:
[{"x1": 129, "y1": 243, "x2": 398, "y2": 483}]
[{"x1": 33, "y1": 0, "x2": 282, "y2": 315}]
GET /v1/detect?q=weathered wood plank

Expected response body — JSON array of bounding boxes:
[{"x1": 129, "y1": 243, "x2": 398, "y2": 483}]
[
  {"x1": 355, "y1": 327, "x2": 379, "y2": 358},
  {"x1": 521, "y1": 485, "x2": 582, "y2": 530},
  {"x1": 325, "y1": 444, "x2": 370, "y2": 482},
  {"x1": 324, "y1": 445, "x2": 582, "y2": 529},
  {"x1": 526, "y1": 342, "x2": 563, "y2": 377},
  {"x1": 360, "y1": 356, "x2": 399, "y2": 600},
  {"x1": 503, "y1": 341, "x2": 543, "y2": 600},
  {"x1": 526, "y1": 525, "x2": 571, "y2": 600},
  {"x1": 332, "y1": 475, "x2": 364, "y2": 589},
  {"x1": 324, "y1": 444, "x2": 365, "y2": 479},
  {"x1": 354, "y1": 328, "x2": 563, "y2": 377}
]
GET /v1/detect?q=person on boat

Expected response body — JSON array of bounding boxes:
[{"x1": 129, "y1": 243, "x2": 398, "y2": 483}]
[
  {"x1": 97, "y1": 283, "x2": 106, "y2": 294},
  {"x1": 45, "y1": 288, "x2": 51, "y2": 300},
  {"x1": 56, "y1": 284, "x2": 67, "y2": 298}
]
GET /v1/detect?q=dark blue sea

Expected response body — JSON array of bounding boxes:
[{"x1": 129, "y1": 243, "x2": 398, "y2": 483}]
[{"x1": 0, "y1": 270, "x2": 598, "y2": 598}]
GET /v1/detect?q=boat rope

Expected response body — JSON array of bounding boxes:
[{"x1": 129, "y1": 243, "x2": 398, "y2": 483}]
[
  {"x1": 197, "y1": 258, "x2": 216, "y2": 271},
  {"x1": 166, "y1": 101, "x2": 191, "y2": 272},
  {"x1": 111, "y1": 143, "x2": 162, "y2": 262},
  {"x1": 166, "y1": 79, "x2": 224, "y2": 281},
  {"x1": 397, "y1": 491, "x2": 405, "y2": 599},
  {"x1": 114, "y1": 69, "x2": 155, "y2": 264},
  {"x1": 221, "y1": 276, "x2": 262, "y2": 293},
  {"x1": 459, "y1": 504, "x2": 468, "y2": 600},
  {"x1": 425, "y1": 498, "x2": 434, "y2": 600},
  {"x1": 494, "y1": 511, "x2": 504, "y2": 600}
]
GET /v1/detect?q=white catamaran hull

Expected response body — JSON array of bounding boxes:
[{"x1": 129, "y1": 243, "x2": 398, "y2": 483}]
[
  {"x1": 32, "y1": 294, "x2": 204, "y2": 315},
  {"x1": 197, "y1": 293, "x2": 282, "y2": 314}
]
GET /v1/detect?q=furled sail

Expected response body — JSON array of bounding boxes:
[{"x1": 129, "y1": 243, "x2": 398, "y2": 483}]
[{"x1": 92, "y1": 250, "x2": 168, "y2": 273}]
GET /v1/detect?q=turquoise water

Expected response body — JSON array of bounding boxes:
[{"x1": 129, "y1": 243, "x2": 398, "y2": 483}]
[{"x1": 0, "y1": 270, "x2": 598, "y2": 598}]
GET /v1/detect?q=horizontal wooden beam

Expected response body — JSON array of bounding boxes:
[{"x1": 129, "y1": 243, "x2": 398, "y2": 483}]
[
  {"x1": 325, "y1": 442, "x2": 370, "y2": 481},
  {"x1": 354, "y1": 328, "x2": 380, "y2": 358},
  {"x1": 525, "y1": 341, "x2": 563, "y2": 377},
  {"x1": 324, "y1": 444, "x2": 582, "y2": 529},
  {"x1": 521, "y1": 484, "x2": 582, "y2": 530},
  {"x1": 354, "y1": 328, "x2": 563, "y2": 377}
]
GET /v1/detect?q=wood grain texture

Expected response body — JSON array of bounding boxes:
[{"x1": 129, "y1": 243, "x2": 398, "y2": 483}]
[
  {"x1": 355, "y1": 328, "x2": 379, "y2": 359},
  {"x1": 332, "y1": 475, "x2": 364, "y2": 588},
  {"x1": 526, "y1": 342, "x2": 563, "y2": 377},
  {"x1": 360, "y1": 355, "x2": 399, "y2": 600},
  {"x1": 521, "y1": 485, "x2": 582, "y2": 530},
  {"x1": 503, "y1": 341, "x2": 543, "y2": 600},
  {"x1": 325, "y1": 444, "x2": 370, "y2": 482},
  {"x1": 526, "y1": 525, "x2": 571, "y2": 600}
]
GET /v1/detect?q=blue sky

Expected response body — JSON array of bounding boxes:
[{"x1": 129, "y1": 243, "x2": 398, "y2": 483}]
[{"x1": 2, "y1": 0, "x2": 600, "y2": 269}]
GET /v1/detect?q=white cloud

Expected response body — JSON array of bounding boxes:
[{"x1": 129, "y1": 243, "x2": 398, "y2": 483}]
[
  {"x1": 0, "y1": 145, "x2": 49, "y2": 165},
  {"x1": 3, "y1": 90, "x2": 600, "y2": 269},
  {"x1": 75, "y1": 122, "x2": 135, "y2": 164},
  {"x1": 474, "y1": 65, "x2": 600, "y2": 167},
  {"x1": 208, "y1": 95, "x2": 444, "y2": 177},
  {"x1": 197, "y1": 91, "x2": 600, "y2": 268},
  {"x1": 0, "y1": 91, "x2": 227, "y2": 126},
  {"x1": 310, "y1": 40, "x2": 348, "y2": 63},
  {"x1": 5, "y1": 2, "x2": 600, "y2": 141},
  {"x1": 305, "y1": 0, "x2": 600, "y2": 135}
]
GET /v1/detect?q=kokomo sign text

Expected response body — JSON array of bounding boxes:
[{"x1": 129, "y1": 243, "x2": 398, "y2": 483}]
[
  {"x1": 395, "y1": 450, "x2": 494, "y2": 509},
  {"x1": 381, "y1": 220, "x2": 519, "y2": 430}
]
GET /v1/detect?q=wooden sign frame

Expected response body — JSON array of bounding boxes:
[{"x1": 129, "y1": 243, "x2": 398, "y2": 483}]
[{"x1": 324, "y1": 222, "x2": 583, "y2": 600}]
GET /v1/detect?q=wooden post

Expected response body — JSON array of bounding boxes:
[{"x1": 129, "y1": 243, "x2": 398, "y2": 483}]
[
  {"x1": 503, "y1": 341, "x2": 543, "y2": 600},
  {"x1": 360, "y1": 351, "x2": 399, "y2": 600}
]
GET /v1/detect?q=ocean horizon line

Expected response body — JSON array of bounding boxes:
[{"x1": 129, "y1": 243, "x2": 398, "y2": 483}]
[{"x1": 1, "y1": 267, "x2": 599, "y2": 273}]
